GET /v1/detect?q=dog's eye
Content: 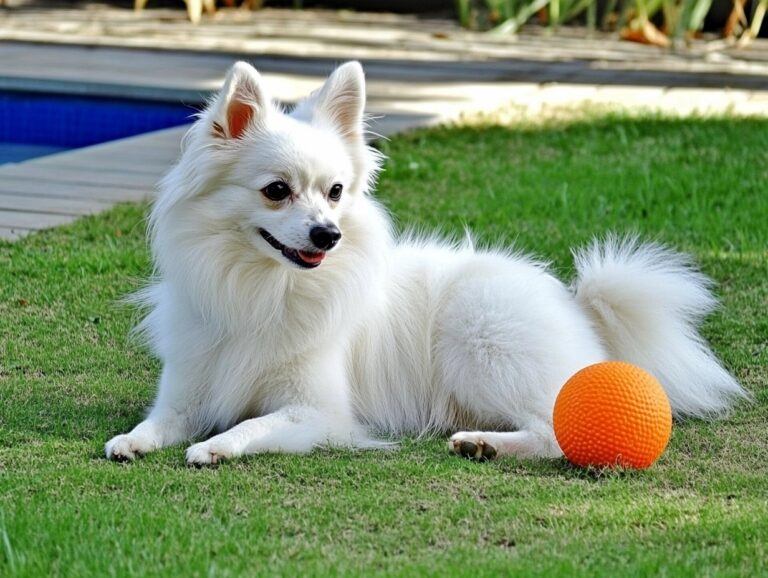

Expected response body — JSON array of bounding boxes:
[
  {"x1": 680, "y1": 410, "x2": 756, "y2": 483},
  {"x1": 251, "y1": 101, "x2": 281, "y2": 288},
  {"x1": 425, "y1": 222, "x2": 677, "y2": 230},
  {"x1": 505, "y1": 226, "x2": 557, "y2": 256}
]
[
  {"x1": 329, "y1": 184, "x2": 343, "y2": 202},
  {"x1": 262, "y1": 181, "x2": 291, "y2": 201}
]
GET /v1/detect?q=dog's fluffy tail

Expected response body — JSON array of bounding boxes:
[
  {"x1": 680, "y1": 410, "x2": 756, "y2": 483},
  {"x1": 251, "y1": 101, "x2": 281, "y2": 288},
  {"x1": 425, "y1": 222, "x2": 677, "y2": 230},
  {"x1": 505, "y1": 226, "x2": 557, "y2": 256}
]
[{"x1": 573, "y1": 236, "x2": 747, "y2": 418}]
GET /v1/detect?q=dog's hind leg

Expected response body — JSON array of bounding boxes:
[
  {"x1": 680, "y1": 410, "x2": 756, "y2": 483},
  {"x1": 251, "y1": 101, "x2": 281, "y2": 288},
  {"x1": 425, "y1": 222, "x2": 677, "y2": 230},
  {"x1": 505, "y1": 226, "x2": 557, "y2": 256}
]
[
  {"x1": 448, "y1": 424, "x2": 562, "y2": 461},
  {"x1": 433, "y1": 261, "x2": 604, "y2": 461}
]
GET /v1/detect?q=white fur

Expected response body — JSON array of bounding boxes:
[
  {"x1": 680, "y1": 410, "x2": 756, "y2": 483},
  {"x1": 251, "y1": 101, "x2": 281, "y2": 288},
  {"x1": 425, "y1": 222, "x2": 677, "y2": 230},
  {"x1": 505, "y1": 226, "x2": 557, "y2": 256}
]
[{"x1": 105, "y1": 61, "x2": 746, "y2": 465}]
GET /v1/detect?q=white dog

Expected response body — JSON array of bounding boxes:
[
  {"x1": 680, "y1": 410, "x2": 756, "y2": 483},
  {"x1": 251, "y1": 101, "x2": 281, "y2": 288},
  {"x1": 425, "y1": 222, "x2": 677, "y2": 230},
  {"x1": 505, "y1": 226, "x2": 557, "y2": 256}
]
[{"x1": 106, "y1": 61, "x2": 745, "y2": 466}]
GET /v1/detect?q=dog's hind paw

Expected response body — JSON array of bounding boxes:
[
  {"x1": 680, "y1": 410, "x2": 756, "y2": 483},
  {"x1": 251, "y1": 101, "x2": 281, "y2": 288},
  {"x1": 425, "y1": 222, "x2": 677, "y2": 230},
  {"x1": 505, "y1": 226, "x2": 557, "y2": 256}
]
[
  {"x1": 185, "y1": 440, "x2": 234, "y2": 467},
  {"x1": 448, "y1": 432, "x2": 497, "y2": 461}
]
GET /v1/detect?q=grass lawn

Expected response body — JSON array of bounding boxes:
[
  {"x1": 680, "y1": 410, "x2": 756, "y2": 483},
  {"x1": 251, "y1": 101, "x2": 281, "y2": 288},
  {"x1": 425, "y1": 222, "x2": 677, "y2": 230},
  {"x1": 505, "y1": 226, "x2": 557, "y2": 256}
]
[{"x1": 1, "y1": 112, "x2": 766, "y2": 577}]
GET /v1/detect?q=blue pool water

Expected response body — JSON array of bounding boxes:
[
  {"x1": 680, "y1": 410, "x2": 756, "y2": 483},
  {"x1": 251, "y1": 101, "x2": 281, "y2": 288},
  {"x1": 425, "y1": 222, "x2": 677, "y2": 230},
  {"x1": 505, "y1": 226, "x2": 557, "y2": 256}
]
[{"x1": 0, "y1": 91, "x2": 197, "y2": 165}]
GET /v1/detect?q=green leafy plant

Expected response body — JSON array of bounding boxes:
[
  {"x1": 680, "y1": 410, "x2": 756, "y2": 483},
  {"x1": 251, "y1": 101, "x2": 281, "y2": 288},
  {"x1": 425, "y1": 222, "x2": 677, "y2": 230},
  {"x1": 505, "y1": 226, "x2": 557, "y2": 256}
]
[
  {"x1": 741, "y1": 0, "x2": 768, "y2": 44},
  {"x1": 456, "y1": 0, "x2": 766, "y2": 46}
]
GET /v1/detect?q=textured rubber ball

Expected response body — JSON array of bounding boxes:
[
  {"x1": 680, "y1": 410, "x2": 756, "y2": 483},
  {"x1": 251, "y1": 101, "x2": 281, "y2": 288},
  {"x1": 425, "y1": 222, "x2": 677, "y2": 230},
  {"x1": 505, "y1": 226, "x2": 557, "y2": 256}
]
[{"x1": 553, "y1": 361, "x2": 672, "y2": 469}]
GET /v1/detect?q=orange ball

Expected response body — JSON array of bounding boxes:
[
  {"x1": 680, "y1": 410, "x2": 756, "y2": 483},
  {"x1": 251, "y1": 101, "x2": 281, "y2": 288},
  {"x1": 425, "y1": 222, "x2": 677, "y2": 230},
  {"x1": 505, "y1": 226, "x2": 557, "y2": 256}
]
[{"x1": 553, "y1": 361, "x2": 672, "y2": 469}]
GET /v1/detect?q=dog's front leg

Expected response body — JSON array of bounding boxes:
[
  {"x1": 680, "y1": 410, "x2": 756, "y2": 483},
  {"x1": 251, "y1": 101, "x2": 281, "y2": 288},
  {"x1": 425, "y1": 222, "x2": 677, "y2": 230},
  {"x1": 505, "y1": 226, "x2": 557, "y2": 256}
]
[
  {"x1": 185, "y1": 349, "x2": 364, "y2": 466},
  {"x1": 185, "y1": 404, "x2": 360, "y2": 466},
  {"x1": 105, "y1": 362, "x2": 203, "y2": 461}
]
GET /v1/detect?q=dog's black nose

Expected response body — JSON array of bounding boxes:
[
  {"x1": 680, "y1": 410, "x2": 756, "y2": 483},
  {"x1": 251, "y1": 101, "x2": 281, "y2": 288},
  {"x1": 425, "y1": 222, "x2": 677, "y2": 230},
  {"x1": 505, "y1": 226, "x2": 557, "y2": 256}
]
[{"x1": 310, "y1": 225, "x2": 341, "y2": 251}]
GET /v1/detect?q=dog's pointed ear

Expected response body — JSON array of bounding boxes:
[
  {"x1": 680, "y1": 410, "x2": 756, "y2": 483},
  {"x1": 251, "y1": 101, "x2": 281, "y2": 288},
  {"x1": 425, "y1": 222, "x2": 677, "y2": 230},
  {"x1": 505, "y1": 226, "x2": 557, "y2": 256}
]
[
  {"x1": 210, "y1": 61, "x2": 270, "y2": 140},
  {"x1": 300, "y1": 61, "x2": 366, "y2": 143}
]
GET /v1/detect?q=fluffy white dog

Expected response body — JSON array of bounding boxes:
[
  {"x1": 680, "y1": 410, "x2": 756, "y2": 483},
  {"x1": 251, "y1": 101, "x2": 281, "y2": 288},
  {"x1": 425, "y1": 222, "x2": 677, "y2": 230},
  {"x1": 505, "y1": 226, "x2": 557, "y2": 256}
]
[{"x1": 105, "y1": 61, "x2": 745, "y2": 465}]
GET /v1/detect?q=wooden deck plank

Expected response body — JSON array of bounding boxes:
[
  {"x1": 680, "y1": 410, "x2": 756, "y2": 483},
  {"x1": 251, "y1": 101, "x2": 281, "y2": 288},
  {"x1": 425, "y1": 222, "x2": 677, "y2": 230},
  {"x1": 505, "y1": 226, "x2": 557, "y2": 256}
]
[
  {"x1": 0, "y1": 227, "x2": 29, "y2": 241},
  {"x1": 0, "y1": 164, "x2": 162, "y2": 190},
  {"x1": 0, "y1": 210, "x2": 76, "y2": 230},
  {"x1": 32, "y1": 146, "x2": 183, "y2": 170},
  {"x1": 21, "y1": 151, "x2": 172, "y2": 172},
  {"x1": 0, "y1": 128, "x2": 186, "y2": 201},
  {"x1": 0, "y1": 193, "x2": 113, "y2": 216},
  {"x1": 0, "y1": 176, "x2": 151, "y2": 203},
  {"x1": 42, "y1": 150, "x2": 178, "y2": 165},
  {"x1": 30, "y1": 157, "x2": 171, "y2": 176},
  {"x1": 34, "y1": 146, "x2": 180, "y2": 167}
]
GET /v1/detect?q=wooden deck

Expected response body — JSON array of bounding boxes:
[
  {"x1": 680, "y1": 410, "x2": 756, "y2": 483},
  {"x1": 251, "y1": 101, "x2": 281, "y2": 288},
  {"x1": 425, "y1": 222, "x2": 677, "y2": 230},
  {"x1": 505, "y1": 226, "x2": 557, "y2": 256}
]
[
  {"x1": 1, "y1": 6, "x2": 767, "y2": 240},
  {"x1": 0, "y1": 126, "x2": 186, "y2": 239}
]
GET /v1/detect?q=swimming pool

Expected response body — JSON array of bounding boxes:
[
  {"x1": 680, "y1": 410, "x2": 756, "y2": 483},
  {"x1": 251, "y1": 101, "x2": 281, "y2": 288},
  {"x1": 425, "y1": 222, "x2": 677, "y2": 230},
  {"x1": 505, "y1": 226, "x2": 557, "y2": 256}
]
[{"x1": 0, "y1": 91, "x2": 197, "y2": 165}]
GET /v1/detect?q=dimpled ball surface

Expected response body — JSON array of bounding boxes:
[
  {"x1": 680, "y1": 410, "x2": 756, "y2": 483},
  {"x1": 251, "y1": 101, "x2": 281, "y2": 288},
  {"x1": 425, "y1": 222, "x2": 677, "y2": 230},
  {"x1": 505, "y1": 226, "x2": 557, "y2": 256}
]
[{"x1": 553, "y1": 361, "x2": 672, "y2": 469}]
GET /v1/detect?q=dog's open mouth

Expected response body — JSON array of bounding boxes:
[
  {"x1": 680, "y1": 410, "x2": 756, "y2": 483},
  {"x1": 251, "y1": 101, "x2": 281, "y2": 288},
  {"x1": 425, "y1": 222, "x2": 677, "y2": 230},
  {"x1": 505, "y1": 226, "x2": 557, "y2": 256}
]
[{"x1": 259, "y1": 229, "x2": 325, "y2": 269}]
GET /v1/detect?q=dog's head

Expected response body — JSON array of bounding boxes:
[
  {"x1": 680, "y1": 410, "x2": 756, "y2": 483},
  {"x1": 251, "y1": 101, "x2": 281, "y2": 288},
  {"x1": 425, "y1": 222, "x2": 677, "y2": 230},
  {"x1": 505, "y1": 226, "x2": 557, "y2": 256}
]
[{"x1": 156, "y1": 61, "x2": 380, "y2": 270}]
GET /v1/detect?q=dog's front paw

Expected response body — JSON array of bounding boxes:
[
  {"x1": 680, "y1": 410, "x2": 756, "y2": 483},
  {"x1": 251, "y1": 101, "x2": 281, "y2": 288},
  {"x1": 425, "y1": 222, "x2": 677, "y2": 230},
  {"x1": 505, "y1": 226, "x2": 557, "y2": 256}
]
[
  {"x1": 186, "y1": 439, "x2": 235, "y2": 467},
  {"x1": 105, "y1": 433, "x2": 155, "y2": 462},
  {"x1": 448, "y1": 432, "x2": 498, "y2": 461}
]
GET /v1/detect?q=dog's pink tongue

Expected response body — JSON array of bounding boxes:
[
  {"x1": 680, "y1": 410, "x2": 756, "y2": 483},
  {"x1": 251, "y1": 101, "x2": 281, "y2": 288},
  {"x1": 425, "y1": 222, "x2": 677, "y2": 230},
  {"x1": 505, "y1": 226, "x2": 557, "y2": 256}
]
[{"x1": 298, "y1": 251, "x2": 325, "y2": 265}]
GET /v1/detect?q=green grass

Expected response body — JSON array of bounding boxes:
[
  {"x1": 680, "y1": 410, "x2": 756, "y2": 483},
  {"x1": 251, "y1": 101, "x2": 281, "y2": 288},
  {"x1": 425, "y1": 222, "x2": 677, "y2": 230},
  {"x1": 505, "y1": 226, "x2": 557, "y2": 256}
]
[{"x1": 1, "y1": 112, "x2": 767, "y2": 577}]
